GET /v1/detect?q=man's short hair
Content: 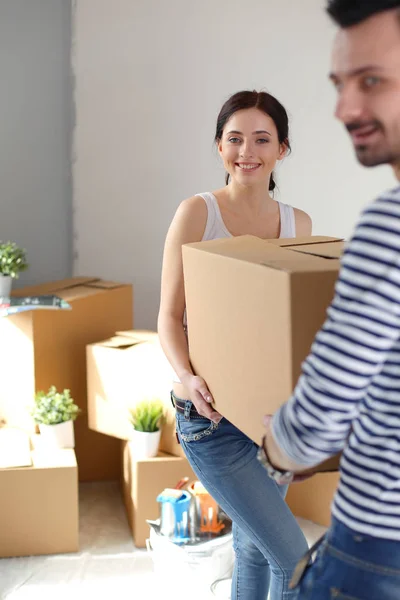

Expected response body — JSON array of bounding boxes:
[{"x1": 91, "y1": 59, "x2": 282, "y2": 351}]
[{"x1": 327, "y1": 0, "x2": 400, "y2": 27}]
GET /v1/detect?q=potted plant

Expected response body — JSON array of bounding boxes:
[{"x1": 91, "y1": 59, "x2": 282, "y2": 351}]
[
  {"x1": 0, "y1": 240, "x2": 29, "y2": 297},
  {"x1": 31, "y1": 386, "x2": 81, "y2": 448},
  {"x1": 128, "y1": 399, "x2": 165, "y2": 459}
]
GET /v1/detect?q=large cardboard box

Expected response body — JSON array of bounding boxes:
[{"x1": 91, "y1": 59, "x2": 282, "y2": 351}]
[
  {"x1": 87, "y1": 330, "x2": 184, "y2": 457},
  {"x1": 0, "y1": 442, "x2": 79, "y2": 557},
  {"x1": 122, "y1": 443, "x2": 196, "y2": 547},
  {"x1": 182, "y1": 235, "x2": 343, "y2": 456},
  {"x1": 0, "y1": 277, "x2": 133, "y2": 481},
  {"x1": 287, "y1": 472, "x2": 340, "y2": 527}
]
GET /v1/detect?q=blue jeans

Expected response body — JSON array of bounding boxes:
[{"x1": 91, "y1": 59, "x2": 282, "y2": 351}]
[
  {"x1": 175, "y1": 407, "x2": 308, "y2": 600},
  {"x1": 295, "y1": 517, "x2": 400, "y2": 599}
]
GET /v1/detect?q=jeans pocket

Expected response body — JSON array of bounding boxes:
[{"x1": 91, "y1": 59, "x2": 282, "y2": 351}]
[
  {"x1": 176, "y1": 413, "x2": 220, "y2": 443},
  {"x1": 294, "y1": 540, "x2": 329, "y2": 598}
]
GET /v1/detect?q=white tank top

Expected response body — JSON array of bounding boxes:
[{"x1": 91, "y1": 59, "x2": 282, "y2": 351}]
[{"x1": 197, "y1": 192, "x2": 296, "y2": 240}]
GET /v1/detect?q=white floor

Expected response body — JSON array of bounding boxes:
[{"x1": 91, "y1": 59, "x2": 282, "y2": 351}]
[{"x1": 0, "y1": 481, "x2": 326, "y2": 600}]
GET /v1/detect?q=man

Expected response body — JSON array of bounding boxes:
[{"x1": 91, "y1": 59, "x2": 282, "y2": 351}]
[{"x1": 262, "y1": 2, "x2": 400, "y2": 598}]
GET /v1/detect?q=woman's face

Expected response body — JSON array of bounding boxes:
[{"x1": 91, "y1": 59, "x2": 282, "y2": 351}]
[{"x1": 218, "y1": 107, "x2": 287, "y2": 187}]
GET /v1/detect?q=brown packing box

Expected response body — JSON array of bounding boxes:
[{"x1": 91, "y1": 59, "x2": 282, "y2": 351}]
[
  {"x1": 0, "y1": 439, "x2": 78, "y2": 557},
  {"x1": 286, "y1": 472, "x2": 340, "y2": 528},
  {"x1": 87, "y1": 330, "x2": 184, "y2": 457},
  {"x1": 0, "y1": 277, "x2": 133, "y2": 481},
  {"x1": 182, "y1": 236, "x2": 344, "y2": 475},
  {"x1": 122, "y1": 443, "x2": 196, "y2": 547}
]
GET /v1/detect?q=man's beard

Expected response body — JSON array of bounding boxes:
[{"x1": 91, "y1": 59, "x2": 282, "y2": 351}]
[
  {"x1": 347, "y1": 120, "x2": 399, "y2": 167},
  {"x1": 354, "y1": 144, "x2": 397, "y2": 167}
]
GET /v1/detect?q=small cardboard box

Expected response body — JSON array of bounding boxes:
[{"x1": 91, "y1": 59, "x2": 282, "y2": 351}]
[
  {"x1": 0, "y1": 277, "x2": 133, "y2": 481},
  {"x1": 87, "y1": 330, "x2": 183, "y2": 457},
  {"x1": 182, "y1": 235, "x2": 343, "y2": 470},
  {"x1": 122, "y1": 442, "x2": 196, "y2": 547},
  {"x1": 0, "y1": 442, "x2": 79, "y2": 557}
]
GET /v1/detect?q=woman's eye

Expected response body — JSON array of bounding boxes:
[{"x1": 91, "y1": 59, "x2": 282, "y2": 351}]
[
  {"x1": 228, "y1": 137, "x2": 241, "y2": 143},
  {"x1": 257, "y1": 138, "x2": 269, "y2": 144}
]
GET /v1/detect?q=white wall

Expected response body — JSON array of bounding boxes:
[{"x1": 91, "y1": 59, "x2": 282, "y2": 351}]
[
  {"x1": 0, "y1": 0, "x2": 72, "y2": 288},
  {"x1": 72, "y1": 0, "x2": 395, "y2": 329}
]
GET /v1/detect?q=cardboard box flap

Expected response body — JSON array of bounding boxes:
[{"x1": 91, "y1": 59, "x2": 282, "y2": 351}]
[
  {"x1": 12, "y1": 277, "x2": 99, "y2": 297},
  {"x1": 116, "y1": 330, "x2": 158, "y2": 343},
  {"x1": 58, "y1": 280, "x2": 127, "y2": 301},
  {"x1": 267, "y1": 236, "x2": 342, "y2": 248},
  {"x1": 260, "y1": 240, "x2": 344, "y2": 270},
  {"x1": 185, "y1": 235, "x2": 255, "y2": 253},
  {"x1": 95, "y1": 335, "x2": 141, "y2": 349},
  {"x1": 59, "y1": 285, "x2": 105, "y2": 301},
  {"x1": 260, "y1": 255, "x2": 341, "y2": 273},
  {"x1": 94, "y1": 332, "x2": 156, "y2": 349},
  {"x1": 185, "y1": 236, "x2": 340, "y2": 274},
  {"x1": 184, "y1": 236, "x2": 287, "y2": 265},
  {"x1": 184, "y1": 236, "x2": 344, "y2": 269},
  {"x1": 86, "y1": 280, "x2": 126, "y2": 290},
  {"x1": 290, "y1": 241, "x2": 345, "y2": 259}
]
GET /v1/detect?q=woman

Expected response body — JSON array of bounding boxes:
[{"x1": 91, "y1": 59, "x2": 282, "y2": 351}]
[{"x1": 158, "y1": 90, "x2": 311, "y2": 600}]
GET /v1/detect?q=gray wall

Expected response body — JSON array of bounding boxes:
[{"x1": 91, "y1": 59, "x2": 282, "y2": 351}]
[
  {"x1": 72, "y1": 0, "x2": 394, "y2": 330},
  {"x1": 0, "y1": 0, "x2": 72, "y2": 289}
]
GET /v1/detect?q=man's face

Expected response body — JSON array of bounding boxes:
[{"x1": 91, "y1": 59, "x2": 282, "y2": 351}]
[{"x1": 331, "y1": 9, "x2": 400, "y2": 170}]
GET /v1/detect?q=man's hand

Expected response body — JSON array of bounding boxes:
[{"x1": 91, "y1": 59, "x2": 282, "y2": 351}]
[{"x1": 263, "y1": 415, "x2": 313, "y2": 474}]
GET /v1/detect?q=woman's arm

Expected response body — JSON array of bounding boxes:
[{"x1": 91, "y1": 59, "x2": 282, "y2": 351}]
[{"x1": 158, "y1": 196, "x2": 221, "y2": 422}]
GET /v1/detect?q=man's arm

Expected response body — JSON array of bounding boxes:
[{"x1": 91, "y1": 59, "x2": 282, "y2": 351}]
[{"x1": 267, "y1": 195, "x2": 400, "y2": 471}]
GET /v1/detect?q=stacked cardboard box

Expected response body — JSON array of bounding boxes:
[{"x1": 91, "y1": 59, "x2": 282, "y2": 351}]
[
  {"x1": 0, "y1": 276, "x2": 133, "y2": 557},
  {"x1": 0, "y1": 435, "x2": 78, "y2": 557},
  {"x1": 87, "y1": 330, "x2": 198, "y2": 546},
  {"x1": 0, "y1": 277, "x2": 133, "y2": 481},
  {"x1": 86, "y1": 330, "x2": 183, "y2": 457},
  {"x1": 182, "y1": 235, "x2": 343, "y2": 526},
  {"x1": 122, "y1": 443, "x2": 196, "y2": 547}
]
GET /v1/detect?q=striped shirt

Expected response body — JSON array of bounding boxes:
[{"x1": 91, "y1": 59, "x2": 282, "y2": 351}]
[{"x1": 272, "y1": 186, "x2": 400, "y2": 541}]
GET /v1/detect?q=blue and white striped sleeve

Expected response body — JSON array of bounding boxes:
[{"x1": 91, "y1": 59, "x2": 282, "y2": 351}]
[{"x1": 272, "y1": 195, "x2": 400, "y2": 467}]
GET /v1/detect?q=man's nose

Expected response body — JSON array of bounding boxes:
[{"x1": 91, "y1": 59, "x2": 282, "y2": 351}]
[{"x1": 335, "y1": 85, "x2": 366, "y2": 125}]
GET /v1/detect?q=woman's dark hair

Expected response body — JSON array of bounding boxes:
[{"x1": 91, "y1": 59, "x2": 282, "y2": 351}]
[
  {"x1": 327, "y1": 0, "x2": 400, "y2": 28},
  {"x1": 214, "y1": 90, "x2": 291, "y2": 192}
]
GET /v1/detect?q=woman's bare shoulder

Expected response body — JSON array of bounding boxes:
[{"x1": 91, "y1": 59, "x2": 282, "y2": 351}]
[
  {"x1": 168, "y1": 195, "x2": 208, "y2": 243},
  {"x1": 293, "y1": 207, "x2": 312, "y2": 237}
]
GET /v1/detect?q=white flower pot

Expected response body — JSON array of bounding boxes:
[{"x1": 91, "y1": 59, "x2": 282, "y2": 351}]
[
  {"x1": 0, "y1": 275, "x2": 12, "y2": 298},
  {"x1": 39, "y1": 420, "x2": 75, "y2": 449},
  {"x1": 129, "y1": 429, "x2": 161, "y2": 460}
]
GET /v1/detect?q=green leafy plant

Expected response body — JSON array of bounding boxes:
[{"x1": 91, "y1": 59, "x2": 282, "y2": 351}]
[
  {"x1": 129, "y1": 399, "x2": 165, "y2": 432},
  {"x1": 0, "y1": 241, "x2": 29, "y2": 278},
  {"x1": 31, "y1": 386, "x2": 81, "y2": 426}
]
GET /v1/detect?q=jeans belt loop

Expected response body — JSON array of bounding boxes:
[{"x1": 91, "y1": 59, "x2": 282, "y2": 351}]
[
  {"x1": 184, "y1": 400, "x2": 192, "y2": 421},
  {"x1": 170, "y1": 391, "x2": 176, "y2": 408}
]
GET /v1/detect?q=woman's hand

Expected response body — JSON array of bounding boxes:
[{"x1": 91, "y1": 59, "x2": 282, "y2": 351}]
[{"x1": 181, "y1": 373, "x2": 222, "y2": 424}]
